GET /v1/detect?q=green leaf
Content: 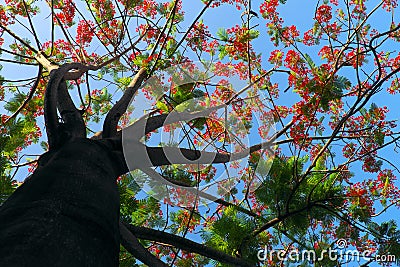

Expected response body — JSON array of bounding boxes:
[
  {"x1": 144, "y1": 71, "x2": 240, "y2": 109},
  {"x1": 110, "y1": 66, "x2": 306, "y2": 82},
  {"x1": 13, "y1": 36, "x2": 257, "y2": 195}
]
[
  {"x1": 117, "y1": 77, "x2": 133, "y2": 88},
  {"x1": 4, "y1": 92, "x2": 26, "y2": 112},
  {"x1": 216, "y1": 28, "x2": 229, "y2": 42},
  {"x1": 218, "y1": 45, "x2": 228, "y2": 60},
  {"x1": 248, "y1": 29, "x2": 260, "y2": 40},
  {"x1": 40, "y1": 141, "x2": 49, "y2": 151},
  {"x1": 304, "y1": 53, "x2": 316, "y2": 69},
  {"x1": 333, "y1": 76, "x2": 351, "y2": 91}
]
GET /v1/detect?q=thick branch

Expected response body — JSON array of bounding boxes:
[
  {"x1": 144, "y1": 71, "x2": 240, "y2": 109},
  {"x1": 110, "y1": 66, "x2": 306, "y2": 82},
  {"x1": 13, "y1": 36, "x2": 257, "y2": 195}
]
[
  {"x1": 123, "y1": 223, "x2": 255, "y2": 267},
  {"x1": 44, "y1": 63, "x2": 96, "y2": 148},
  {"x1": 57, "y1": 79, "x2": 86, "y2": 139},
  {"x1": 102, "y1": 68, "x2": 147, "y2": 138},
  {"x1": 36, "y1": 50, "x2": 134, "y2": 78},
  {"x1": 146, "y1": 146, "x2": 228, "y2": 166},
  {"x1": 119, "y1": 222, "x2": 167, "y2": 267},
  {"x1": 145, "y1": 143, "x2": 271, "y2": 167},
  {"x1": 44, "y1": 68, "x2": 61, "y2": 149},
  {"x1": 125, "y1": 103, "x2": 228, "y2": 140},
  {"x1": 126, "y1": 69, "x2": 276, "y2": 139},
  {"x1": 35, "y1": 51, "x2": 59, "y2": 73}
]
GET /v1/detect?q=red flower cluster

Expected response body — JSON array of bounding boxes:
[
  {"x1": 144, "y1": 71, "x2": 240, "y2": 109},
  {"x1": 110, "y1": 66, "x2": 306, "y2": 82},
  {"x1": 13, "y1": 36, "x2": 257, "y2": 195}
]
[
  {"x1": 137, "y1": 24, "x2": 159, "y2": 41},
  {"x1": 281, "y1": 25, "x2": 299, "y2": 46},
  {"x1": 210, "y1": 0, "x2": 245, "y2": 10},
  {"x1": 5, "y1": 0, "x2": 38, "y2": 17},
  {"x1": 224, "y1": 25, "x2": 253, "y2": 60},
  {"x1": 268, "y1": 50, "x2": 284, "y2": 66},
  {"x1": 212, "y1": 61, "x2": 249, "y2": 80},
  {"x1": 342, "y1": 143, "x2": 356, "y2": 159},
  {"x1": 330, "y1": 0, "x2": 339, "y2": 5},
  {"x1": 134, "y1": 0, "x2": 158, "y2": 19},
  {"x1": 91, "y1": 0, "x2": 116, "y2": 20},
  {"x1": 186, "y1": 21, "x2": 211, "y2": 52},
  {"x1": 24, "y1": 124, "x2": 42, "y2": 148},
  {"x1": 76, "y1": 20, "x2": 95, "y2": 46},
  {"x1": 259, "y1": 0, "x2": 279, "y2": 20},
  {"x1": 318, "y1": 45, "x2": 339, "y2": 63},
  {"x1": 42, "y1": 39, "x2": 74, "y2": 61},
  {"x1": 375, "y1": 170, "x2": 397, "y2": 198},
  {"x1": 98, "y1": 19, "x2": 123, "y2": 46},
  {"x1": 315, "y1": 4, "x2": 332, "y2": 23},
  {"x1": 214, "y1": 79, "x2": 234, "y2": 102},
  {"x1": 346, "y1": 48, "x2": 366, "y2": 68},
  {"x1": 27, "y1": 162, "x2": 38, "y2": 174},
  {"x1": 0, "y1": 5, "x2": 12, "y2": 27},
  {"x1": 382, "y1": 0, "x2": 398, "y2": 11},
  {"x1": 346, "y1": 184, "x2": 374, "y2": 215},
  {"x1": 1, "y1": 114, "x2": 10, "y2": 124},
  {"x1": 388, "y1": 78, "x2": 400, "y2": 94},
  {"x1": 52, "y1": 0, "x2": 75, "y2": 26},
  {"x1": 284, "y1": 50, "x2": 309, "y2": 88}
]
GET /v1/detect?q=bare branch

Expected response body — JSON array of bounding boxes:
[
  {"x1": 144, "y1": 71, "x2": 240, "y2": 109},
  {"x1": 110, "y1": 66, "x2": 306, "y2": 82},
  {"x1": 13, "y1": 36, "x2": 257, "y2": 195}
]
[
  {"x1": 57, "y1": 78, "x2": 86, "y2": 139},
  {"x1": 123, "y1": 136, "x2": 270, "y2": 171},
  {"x1": 146, "y1": 146, "x2": 228, "y2": 166},
  {"x1": 119, "y1": 222, "x2": 167, "y2": 267},
  {"x1": 22, "y1": 0, "x2": 41, "y2": 48},
  {"x1": 102, "y1": 68, "x2": 147, "y2": 138},
  {"x1": 44, "y1": 63, "x2": 97, "y2": 148},
  {"x1": 123, "y1": 222, "x2": 255, "y2": 267},
  {"x1": 44, "y1": 68, "x2": 62, "y2": 149},
  {"x1": 146, "y1": 142, "x2": 271, "y2": 167}
]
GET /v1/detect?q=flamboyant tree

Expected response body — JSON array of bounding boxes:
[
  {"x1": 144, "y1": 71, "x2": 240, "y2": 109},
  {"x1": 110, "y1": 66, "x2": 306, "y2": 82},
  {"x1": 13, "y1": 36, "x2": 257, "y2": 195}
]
[{"x1": 1, "y1": 0, "x2": 400, "y2": 266}]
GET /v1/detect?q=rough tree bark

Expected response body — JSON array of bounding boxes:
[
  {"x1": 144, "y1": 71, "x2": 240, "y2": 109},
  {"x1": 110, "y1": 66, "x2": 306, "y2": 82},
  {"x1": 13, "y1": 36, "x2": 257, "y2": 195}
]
[{"x1": 0, "y1": 138, "x2": 124, "y2": 266}]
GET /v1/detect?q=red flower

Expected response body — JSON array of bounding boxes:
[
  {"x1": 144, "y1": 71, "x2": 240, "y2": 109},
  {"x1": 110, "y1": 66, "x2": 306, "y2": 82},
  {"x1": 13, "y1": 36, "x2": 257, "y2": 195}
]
[
  {"x1": 76, "y1": 20, "x2": 95, "y2": 46},
  {"x1": 268, "y1": 50, "x2": 284, "y2": 66},
  {"x1": 53, "y1": 0, "x2": 75, "y2": 26},
  {"x1": 315, "y1": 4, "x2": 332, "y2": 23},
  {"x1": 260, "y1": 0, "x2": 279, "y2": 18}
]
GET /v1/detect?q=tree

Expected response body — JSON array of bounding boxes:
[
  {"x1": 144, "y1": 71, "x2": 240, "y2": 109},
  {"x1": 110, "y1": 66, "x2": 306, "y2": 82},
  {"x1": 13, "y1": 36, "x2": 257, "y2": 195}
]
[{"x1": 1, "y1": 0, "x2": 400, "y2": 266}]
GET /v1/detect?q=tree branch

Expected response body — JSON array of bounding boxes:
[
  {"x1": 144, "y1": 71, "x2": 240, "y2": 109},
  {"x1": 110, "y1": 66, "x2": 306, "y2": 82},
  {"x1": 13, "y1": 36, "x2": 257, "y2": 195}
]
[
  {"x1": 123, "y1": 222, "x2": 255, "y2": 267},
  {"x1": 144, "y1": 142, "x2": 271, "y2": 167},
  {"x1": 119, "y1": 222, "x2": 168, "y2": 267},
  {"x1": 57, "y1": 78, "x2": 86, "y2": 139},
  {"x1": 124, "y1": 103, "x2": 229, "y2": 140},
  {"x1": 0, "y1": 25, "x2": 38, "y2": 54},
  {"x1": 102, "y1": 68, "x2": 147, "y2": 138},
  {"x1": 4, "y1": 65, "x2": 43, "y2": 124},
  {"x1": 126, "y1": 68, "x2": 278, "y2": 140},
  {"x1": 44, "y1": 63, "x2": 97, "y2": 148},
  {"x1": 44, "y1": 68, "x2": 62, "y2": 149}
]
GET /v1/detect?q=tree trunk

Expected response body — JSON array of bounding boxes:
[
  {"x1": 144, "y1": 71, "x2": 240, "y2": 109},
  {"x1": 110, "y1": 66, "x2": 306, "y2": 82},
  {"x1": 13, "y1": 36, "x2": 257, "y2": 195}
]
[{"x1": 0, "y1": 138, "x2": 122, "y2": 267}]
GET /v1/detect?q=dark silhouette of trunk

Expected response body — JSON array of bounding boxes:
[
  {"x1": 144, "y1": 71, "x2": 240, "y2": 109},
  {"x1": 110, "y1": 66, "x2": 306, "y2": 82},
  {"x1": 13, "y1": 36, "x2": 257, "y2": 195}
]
[
  {"x1": 0, "y1": 64, "x2": 133, "y2": 266},
  {"x1": 0, "y1": 138, "x2": 124, "y2": 266}
]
